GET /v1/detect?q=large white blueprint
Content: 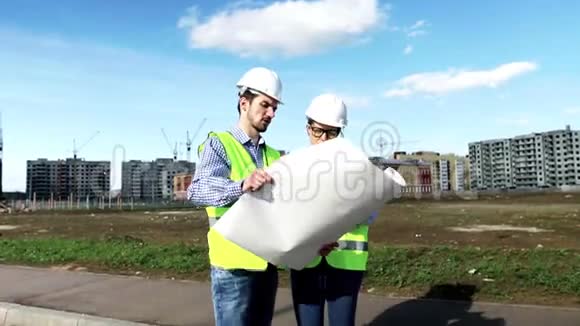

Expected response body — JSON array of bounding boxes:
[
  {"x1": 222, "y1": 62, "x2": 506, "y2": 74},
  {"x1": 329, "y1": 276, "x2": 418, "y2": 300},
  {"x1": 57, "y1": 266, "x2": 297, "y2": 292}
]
[{"x1": 212, "y1": 137, "x2": 406, "y2": 270}]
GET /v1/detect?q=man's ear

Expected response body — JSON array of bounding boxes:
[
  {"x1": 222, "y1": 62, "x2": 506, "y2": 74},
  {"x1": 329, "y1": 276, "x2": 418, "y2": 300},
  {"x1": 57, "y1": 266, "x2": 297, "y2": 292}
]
[{"x1": 239, "y1": 97, "x2": 249, "y2": 113}]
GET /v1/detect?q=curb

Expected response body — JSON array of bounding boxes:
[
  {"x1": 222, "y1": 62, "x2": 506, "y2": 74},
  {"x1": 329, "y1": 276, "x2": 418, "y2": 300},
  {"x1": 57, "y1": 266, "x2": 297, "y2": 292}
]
[{"x1": 0, "y1": 302, "x2": 153, "y2": 326}]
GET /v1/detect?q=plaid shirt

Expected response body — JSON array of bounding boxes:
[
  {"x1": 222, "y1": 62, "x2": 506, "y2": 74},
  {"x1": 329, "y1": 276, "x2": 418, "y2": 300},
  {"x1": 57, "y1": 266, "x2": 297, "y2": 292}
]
[{"x1": 187, "y1": 126, "x2": 266, "y2": 207}]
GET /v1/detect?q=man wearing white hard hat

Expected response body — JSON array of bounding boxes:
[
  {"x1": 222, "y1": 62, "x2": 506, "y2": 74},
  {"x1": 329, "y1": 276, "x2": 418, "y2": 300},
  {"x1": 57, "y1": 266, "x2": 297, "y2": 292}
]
[
  {"x1": 188, "y1": 67, "x2": 283, "y2": 326},
  {"x1": 290, "y1": 93, "x2": 376, "y2": 326}
]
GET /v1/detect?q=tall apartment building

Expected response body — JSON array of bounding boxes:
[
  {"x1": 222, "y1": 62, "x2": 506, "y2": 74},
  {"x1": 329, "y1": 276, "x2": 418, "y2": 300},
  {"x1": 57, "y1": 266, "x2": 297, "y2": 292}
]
[
  {"x1": 394, "y1": 151, "x2": 470, "y2": 191},
  {"x1": 438, "y1": 160, "x2": 450, "y2": 191},
  {"x1": 469, "y1": 125, "x2": 580, "y2": 190},
  {"x1": 26, "y1": 158, "x2": 110, "y2": 200},
  {"x1": 455, "y1": 160, "x2": 466, "y2": 191},
  {"x1": 121, "y1": 160, "x2": 151, "y2": 199},
  {"x1": 121, "y1": 158, "x2": 195, "y2": 201}
]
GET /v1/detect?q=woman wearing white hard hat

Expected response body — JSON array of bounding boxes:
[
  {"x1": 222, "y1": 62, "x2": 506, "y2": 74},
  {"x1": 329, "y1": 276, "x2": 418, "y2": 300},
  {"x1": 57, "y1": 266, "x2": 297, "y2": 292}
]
[{"x1": 290, "y1": 93, "x2": 375, "y2": 326}]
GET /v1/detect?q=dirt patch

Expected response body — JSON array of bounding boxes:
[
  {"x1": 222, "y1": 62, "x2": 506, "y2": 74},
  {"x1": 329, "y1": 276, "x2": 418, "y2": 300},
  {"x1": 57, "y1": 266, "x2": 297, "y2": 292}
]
[
  {"x1": 2, "y1": 194, "x2": 579, "y2": 249},
  {"x1": 369, "y1": 199, "x2": 580, "y2": 249},
  {"x1": 0, "y1": 225, "x2": 20, "y2": 231},
  {"x1": 0, "y1": 210, "x2": 210, "y2": 245},
  {"x1": 447, "y1": 225, "x2": 553, "y2": 233},
  {"x1": 431, "y1": 203, "x2": 580, "y2": 211}
]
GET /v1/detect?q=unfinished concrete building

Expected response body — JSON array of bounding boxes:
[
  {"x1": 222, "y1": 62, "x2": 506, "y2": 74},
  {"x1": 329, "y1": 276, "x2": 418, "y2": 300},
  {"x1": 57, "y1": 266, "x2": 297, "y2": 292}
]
[
  {"x1": 121, "y1": 158, "x2": 195, "y2": 201},
  {"x1": 121, "y1": 160, "x2": 152, "y2": 199},
  {"x1": 469, "y1": 125, "x2": 580, "y2": 190},
  {"x1": 26, "y1": 158, "x2": 110, "y2": 200}
]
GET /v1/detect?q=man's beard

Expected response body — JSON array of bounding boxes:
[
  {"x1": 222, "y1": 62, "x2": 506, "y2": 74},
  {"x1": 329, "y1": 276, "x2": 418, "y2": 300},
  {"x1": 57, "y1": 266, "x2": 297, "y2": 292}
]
[{"x1": 253, "y1": 119, "x2": 270, "y2": 132}]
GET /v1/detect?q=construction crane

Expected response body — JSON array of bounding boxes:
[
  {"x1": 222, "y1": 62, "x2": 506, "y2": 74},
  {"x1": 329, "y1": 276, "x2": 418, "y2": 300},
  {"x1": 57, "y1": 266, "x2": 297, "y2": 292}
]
[
  {"x1": 186, "y1": 118, "x2": 207, "y2": 162},
  {"x1": 73, "y1": 131, "x2": 100, "y2": 160},
  {"x1": 71, "y1": 131, "x2": 100, "y2": 200},
  {"x1": 186, "y1": 132, "x2": 192, "y2": 162},
  {"x1": 161, "y1": 128, "x2": 178, "y2": 161},
  {"x1": 178, "y1": 141, "x2": 185, "y2": 160},
  {"x1": 376, "y1": 136, "x2": 420, "y2": 157}
]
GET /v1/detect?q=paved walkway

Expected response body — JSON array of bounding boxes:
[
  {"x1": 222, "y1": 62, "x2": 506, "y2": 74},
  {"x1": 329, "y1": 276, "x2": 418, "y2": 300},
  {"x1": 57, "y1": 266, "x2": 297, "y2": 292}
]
[{"x1": 1, "y1": 264, "x2": 579, "y2": 325}]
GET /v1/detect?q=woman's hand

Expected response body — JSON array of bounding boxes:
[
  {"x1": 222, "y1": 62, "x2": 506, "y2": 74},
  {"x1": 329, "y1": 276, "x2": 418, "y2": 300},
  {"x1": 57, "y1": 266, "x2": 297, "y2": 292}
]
[{"x1": 318, "y1": 242, "x2": 338, "y2": 256}]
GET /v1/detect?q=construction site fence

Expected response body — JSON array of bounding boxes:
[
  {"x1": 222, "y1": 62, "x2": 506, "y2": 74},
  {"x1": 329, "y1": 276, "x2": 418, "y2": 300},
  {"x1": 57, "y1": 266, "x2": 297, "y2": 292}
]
[
  {"x1": 9, "y1": 197, "x2": 196, "y2": 212},
  {"x1": 401, "y1": 184, "x2": 434, "y2": 194},
  {"x1": 398, "y1": 183, "x2": 580, "y2": 200},
  {"x1": 7, "y1": 184, "x2": 580, "y2": 212}
]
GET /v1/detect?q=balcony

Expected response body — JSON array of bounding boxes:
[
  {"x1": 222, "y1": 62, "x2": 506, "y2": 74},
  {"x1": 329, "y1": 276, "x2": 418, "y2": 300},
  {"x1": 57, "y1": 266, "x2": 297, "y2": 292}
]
[
  {"x1": 514, "y1": 176, "x2": 538, "y2": 181},
  {"x1": 516, "y1": 171, "x2": 538, "y2": 176}
]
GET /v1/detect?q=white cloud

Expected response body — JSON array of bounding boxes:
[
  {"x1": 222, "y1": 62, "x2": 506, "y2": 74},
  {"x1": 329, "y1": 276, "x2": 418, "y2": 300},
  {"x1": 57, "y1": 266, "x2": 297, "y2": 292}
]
[
  {"x1": 178, "y1": 0, "x2": 388, "y2": 58},
  {"x1": 384, "y1": 88, "x2": 412, "y2": 97},
  {"x1": 405, "y1": 19, "x2": 429, "y2": 38},
  {"x1": 177, "y1": 6, "x2": 200, "y2": 29},
  {"x1": 403, "y1": 44, "x2": 413, "y2": 55},
  {"x1": 383, "y1": 61, "x2": 538, "y2": 98},
  {"x1": 410, "y1": 20, "x2": 426, "y2": 30},
  {"x1": 563, "y1": 107, "x2": 580, "y2": 115}
]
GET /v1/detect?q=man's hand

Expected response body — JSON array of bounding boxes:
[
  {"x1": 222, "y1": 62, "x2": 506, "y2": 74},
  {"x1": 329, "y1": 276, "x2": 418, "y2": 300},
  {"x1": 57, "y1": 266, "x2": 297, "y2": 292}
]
[
  {"x1": 318, "y1": 242, "x2": 338, "y2": 256},
  {"x1": 242, "y1": 169, "x2": 273, "y2": 193}
]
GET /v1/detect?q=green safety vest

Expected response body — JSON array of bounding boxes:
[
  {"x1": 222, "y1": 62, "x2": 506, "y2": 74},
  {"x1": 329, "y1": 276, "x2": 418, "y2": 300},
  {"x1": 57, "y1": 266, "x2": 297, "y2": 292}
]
[
  {"x1": 198, "y1": 131, "x2": 281, "y2": 271},
  {"x1": 304, "y1": 223, "x2": 369, "y2": 271}
]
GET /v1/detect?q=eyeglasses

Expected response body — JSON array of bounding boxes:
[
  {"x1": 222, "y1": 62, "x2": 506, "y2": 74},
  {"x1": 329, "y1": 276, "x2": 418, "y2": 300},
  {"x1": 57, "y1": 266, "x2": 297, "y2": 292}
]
[{"x1": 308, "y1": 125, "x2": 341, "y2": 139}]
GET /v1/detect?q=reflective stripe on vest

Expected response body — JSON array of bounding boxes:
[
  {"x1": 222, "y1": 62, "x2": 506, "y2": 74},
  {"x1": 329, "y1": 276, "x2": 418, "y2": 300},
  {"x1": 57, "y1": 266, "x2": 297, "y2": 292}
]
[
  {"x1": 199, "y1": 131, "x2": 280, "y2": 271},
  {"x1": 304, "y1": 223, "x2": 369, "y2": 271},
  {"x1": 337, "y1": 240, "x2": 368, "y2": 251}
]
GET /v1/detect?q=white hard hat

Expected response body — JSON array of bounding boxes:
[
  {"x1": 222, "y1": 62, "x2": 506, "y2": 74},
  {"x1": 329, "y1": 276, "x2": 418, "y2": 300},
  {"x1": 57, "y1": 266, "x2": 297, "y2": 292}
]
[
  {"x1": 236, "y1": 67, "x2": 283, "y2": 104},
  {"x1": 305, "y1": 93, "x2": 348, "y2": 128}
]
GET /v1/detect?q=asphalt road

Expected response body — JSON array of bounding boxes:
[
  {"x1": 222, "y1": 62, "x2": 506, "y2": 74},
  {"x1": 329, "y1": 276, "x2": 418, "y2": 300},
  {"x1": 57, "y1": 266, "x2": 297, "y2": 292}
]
[{"x1": 1, "y1": 265, "x2": 579, "y2": 325}]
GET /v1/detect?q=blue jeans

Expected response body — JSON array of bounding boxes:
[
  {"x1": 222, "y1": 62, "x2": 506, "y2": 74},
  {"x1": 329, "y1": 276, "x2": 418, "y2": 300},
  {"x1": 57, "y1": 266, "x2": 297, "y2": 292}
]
[
  {"x1": 290, "y1": 258, "x2": 364, "y2": 326},
  {"x1": 210, "y1": 264, "x2": 278, "y2": 326}
]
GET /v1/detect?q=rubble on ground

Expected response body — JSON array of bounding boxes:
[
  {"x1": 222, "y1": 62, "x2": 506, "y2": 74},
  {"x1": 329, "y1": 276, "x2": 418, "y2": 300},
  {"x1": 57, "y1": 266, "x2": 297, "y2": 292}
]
[{"x1": 0, "y1": 202, "x2": 12, "y2": 214}]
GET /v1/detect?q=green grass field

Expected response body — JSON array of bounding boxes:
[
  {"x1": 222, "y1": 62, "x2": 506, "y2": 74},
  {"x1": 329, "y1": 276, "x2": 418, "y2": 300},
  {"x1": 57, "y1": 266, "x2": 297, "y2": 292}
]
[
  {"x1": 0, "y1": 238, "x2": 578, "y2": 306},
  {"x1": 1, "y1": 192, "x2": 579, "y2": 306}
]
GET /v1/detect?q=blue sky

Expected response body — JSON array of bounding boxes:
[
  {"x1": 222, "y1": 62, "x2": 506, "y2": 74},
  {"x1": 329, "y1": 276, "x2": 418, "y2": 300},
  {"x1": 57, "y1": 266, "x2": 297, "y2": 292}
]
[{"x1": 1, "y1": 0, "x2": 579, "y2": 191}]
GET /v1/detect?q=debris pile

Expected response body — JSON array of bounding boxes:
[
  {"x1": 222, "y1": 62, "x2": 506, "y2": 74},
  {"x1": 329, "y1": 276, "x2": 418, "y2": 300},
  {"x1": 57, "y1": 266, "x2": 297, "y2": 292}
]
[
  {"x1": 0, "y1": 202, "x2": 12, "y2": 214},
  {"x1": 0, "y1": 202, "x2": 32, "y2": 214}
]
